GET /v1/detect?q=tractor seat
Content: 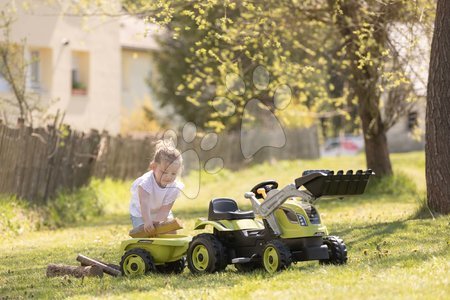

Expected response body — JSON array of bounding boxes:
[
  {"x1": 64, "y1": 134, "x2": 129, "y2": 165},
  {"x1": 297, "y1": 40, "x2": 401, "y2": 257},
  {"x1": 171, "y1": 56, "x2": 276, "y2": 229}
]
[{"x1": 208, "y1": 198, "x2": 255, "y2": 221}]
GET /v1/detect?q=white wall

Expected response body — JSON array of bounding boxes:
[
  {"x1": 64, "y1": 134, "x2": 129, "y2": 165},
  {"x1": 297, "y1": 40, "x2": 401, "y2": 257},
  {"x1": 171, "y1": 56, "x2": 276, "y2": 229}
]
[
  {"x1": 1, "y1": 0, "x2": 122, "y2": 134},
  {"x1": 121, "y1": 49, "x2": 155, "y2": 110}
]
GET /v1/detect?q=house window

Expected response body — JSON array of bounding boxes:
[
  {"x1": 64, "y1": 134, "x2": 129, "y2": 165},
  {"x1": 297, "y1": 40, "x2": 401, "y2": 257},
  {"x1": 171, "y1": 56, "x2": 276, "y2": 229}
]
[
  {"x1": 71, "y1": 51, "x2": 89, "y2": 95},
  {"x1": 28, "y1": 50, "x2": 41, "y2": 90},
  {"x1": 122, "y1": 51, "x2": 130, "y2": 92},
  {"x1": 0, "y1": 46, "x2": 50, "y2": 93},
  {"x1": 0, "y1": 72, "x2": 9, "y2": 92},
  {"x1": 0, "y1": 53, "x2": 12, "y2": 92},
  {"x1": 407, "y1": 111, "x2": 418, "y2": 131}
]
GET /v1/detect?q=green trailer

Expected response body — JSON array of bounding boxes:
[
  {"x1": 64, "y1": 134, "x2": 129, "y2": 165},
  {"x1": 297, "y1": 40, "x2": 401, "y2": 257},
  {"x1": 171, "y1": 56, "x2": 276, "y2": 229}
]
[{"x1": 120, "y1": 234, "x2": 191, "y2": 276}]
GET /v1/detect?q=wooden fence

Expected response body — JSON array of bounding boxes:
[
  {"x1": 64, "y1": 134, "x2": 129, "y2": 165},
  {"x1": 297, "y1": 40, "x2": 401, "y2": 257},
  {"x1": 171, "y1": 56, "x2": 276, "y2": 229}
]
[
  {"x1": 0, "y1": 121, "x2": 319, "y2": 202},
  {"x1": 0, "y1": 122, "x2": 102, "y2": 202}
]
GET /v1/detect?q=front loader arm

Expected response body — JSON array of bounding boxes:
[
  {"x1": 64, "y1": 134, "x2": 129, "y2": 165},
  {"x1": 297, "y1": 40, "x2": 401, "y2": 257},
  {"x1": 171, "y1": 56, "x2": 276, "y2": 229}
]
[
  {"x1": 258, "y1": 184, "x2": 313, "y2": 217},
  {"x1": 245, "y1": 185, "x2": 314, "y2": 235}
]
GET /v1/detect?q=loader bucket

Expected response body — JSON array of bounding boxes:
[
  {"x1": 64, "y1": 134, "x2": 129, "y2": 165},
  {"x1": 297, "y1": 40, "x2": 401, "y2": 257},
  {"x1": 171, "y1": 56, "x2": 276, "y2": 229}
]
[{"x1": 295, "y1": 169, "x2": 374, "y2": 197}]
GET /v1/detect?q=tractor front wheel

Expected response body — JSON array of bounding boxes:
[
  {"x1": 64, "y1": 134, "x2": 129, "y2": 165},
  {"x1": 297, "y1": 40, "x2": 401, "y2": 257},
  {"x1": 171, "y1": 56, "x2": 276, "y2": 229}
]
[
  {"x1": 187, "y1": 233, "x2": 227, "y2": 274},
  {"x1": 120, "y1": 248, "x2": 155, "y2": 276},
  {"x1": 319, "y1": 236, "x2": 348, "y2": 265},
  {"x1": 262, "y1": 240, "x2": 292, "y2": 273}
]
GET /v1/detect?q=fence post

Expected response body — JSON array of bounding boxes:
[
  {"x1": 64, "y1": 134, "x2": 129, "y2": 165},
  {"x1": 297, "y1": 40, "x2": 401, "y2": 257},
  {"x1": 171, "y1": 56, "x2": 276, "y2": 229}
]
[
  {"x1": 43, "y1": 124, "x2": 57, "y2": 203},
  {"x1": 14, "y1": 118, "x2": 27, "y2": 198}
]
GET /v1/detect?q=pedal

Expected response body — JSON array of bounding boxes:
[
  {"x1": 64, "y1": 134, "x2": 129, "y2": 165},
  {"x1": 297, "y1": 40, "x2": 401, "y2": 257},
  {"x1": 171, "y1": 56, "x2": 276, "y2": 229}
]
[{"x1": 231, "y1": 257, "x2": 252, "y2": 264}]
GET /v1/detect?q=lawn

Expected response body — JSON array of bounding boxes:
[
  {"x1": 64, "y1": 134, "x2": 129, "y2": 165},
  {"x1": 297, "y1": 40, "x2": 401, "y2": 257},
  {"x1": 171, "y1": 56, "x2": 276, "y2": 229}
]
[{"x1": 1, "y1": 151, "x2": 449, "y2": 299}]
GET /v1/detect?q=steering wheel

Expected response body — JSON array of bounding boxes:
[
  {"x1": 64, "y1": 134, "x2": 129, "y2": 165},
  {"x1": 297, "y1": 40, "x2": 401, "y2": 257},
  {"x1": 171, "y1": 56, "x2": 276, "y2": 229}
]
[{"x1": 250, "y1": 180, "x2": 279, "y2": 199}]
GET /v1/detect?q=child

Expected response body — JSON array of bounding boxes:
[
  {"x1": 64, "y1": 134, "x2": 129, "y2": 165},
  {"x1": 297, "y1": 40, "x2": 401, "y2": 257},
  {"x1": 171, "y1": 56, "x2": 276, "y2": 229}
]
[{"x1": 129, "y1": 139, "x2": 184, "y2": 234}]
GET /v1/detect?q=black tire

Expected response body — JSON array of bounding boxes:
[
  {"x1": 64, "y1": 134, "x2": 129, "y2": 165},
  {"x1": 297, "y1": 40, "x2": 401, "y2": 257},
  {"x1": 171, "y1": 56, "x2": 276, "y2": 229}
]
[
  {"x1": 120, "y1": 248, "x2": 155, "y2": 276},
  {"x1": 234, "y1": 262, "x2": 260, "y2": 272},
  {"x1": 262, "y1": 240, "x2": 292, "y2": 273},
  {"x1": 156, "y1": 257, "x2": 186, "y2": 274},
  {"x1": 320, "y1": 236, "x2": 348, "y2": 265},
  {"x1": 187, "y1": 233, "x2": 227, "y2": 274}
]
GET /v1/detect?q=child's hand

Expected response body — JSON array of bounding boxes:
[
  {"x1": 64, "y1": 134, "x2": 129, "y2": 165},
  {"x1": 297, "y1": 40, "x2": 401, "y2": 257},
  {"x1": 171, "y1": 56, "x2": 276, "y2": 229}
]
[{"x1": 144, "y1": 222, "x2": 155, "y2": 234}]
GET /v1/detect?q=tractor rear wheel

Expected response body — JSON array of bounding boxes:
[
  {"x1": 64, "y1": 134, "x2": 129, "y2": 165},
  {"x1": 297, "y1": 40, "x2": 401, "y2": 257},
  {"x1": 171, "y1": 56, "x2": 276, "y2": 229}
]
[
  {"x1": 319, "y1": 236, "x2": 348, "y2": 265},
  {"x1": 262, "y1": 240, "x2": 292, "y2": 273},
  {"x1": 120, "y1": 248, "x2": 155, "y2": 276},
  {"x1": 187, "y1": 233, "x2": 227, "y2": 274}
]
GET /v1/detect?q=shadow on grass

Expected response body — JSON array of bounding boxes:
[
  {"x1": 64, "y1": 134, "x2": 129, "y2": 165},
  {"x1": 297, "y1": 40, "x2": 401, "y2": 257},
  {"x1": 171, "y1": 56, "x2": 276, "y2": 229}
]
[
  {"x1": 335, "y1": 218, "x2": 433, "y2": 248},
  {"x1": 331, "y1": 217, "x2": 449, "y2": 266}
]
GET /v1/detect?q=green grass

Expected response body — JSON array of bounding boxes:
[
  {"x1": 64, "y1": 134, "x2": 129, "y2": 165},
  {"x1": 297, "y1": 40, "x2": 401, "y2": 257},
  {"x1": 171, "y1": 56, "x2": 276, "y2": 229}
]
[{"x1": 1, "y1": 151, "x2": 449, "y2": 299}]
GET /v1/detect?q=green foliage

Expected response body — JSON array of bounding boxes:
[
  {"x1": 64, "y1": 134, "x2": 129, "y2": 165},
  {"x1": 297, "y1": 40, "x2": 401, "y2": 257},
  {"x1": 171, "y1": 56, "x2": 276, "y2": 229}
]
[
  {"x1": 89, "y1": 177, "x2": 132, "y2": 215},
  {"x1": 44, "y1": 186, "x2": 104, "y2": 228},
  {"x1": 120, "y1": 0, "x2": 437, "y2": 176},
  {"x1": 127, "y1": 1, "x2": 336, "y2": 131},
  {"x1": 0, "y1": 195, "x2": 42, "y2": 236},
  {"x1": 0, "y1": 178, "x2": 134, "y2": 236},
  {"x1": 0, "y1": 184, "x2": 105, "y2": 236},
  {"x1": 121, "y1": 0, "x2": 435, "y2": 138}
]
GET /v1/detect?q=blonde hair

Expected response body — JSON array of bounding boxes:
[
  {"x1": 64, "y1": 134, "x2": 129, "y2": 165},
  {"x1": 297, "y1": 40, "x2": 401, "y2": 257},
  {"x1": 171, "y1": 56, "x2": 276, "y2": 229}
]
[{"x1": 151, "y1": 139, "x2": 183, "y2": 166}]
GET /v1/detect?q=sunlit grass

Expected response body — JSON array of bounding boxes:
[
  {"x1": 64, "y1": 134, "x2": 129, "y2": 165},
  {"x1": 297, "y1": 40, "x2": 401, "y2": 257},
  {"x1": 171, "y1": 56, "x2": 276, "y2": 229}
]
[{"x1": 1, "y1": 151, "x2": 449, "y2": 299}]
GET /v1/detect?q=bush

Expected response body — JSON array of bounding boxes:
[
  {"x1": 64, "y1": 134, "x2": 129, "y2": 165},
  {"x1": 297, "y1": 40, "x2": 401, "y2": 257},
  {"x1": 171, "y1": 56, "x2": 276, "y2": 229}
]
[
  {"x1": 44, "y1": 185, "x2": 104, "y2": 229},
  {"x1": 0, "y1": 195, "x2": 43, "y2": 236},
  {"x1": 0, "y1": 184, "x2": 104, "y2": 236}
]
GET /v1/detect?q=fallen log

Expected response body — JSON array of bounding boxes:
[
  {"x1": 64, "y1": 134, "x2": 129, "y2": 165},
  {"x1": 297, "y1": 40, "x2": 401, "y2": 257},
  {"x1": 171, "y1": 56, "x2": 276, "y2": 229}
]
[
  {"x1": 46, "y1": 264, "x2": 103, "y2": 278},
  {"x1": 76, "y1": 254, "x2": 122, "y2": 277},
  {"x1": 129, "y1": 218, "x2": 183, "y2": 238}
]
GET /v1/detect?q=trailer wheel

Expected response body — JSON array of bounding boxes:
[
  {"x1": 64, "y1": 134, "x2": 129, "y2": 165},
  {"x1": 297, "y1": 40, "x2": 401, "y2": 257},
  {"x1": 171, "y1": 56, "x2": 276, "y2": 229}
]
[
  {"x1": 262, "y1": 240, "x2": 292, "y2": 273},
  {"x1": 120, "y1": 248, "x2": 155, "y2": 276},
  {"x1": 319, "y1": 236, "x2": 348, "y2": 265},
  {"x1": 187, "y1": 233, "x2": 227, "y2": 274},
  {"x1": 156, "y1": 258, "x2": 186, "y2": 274}
]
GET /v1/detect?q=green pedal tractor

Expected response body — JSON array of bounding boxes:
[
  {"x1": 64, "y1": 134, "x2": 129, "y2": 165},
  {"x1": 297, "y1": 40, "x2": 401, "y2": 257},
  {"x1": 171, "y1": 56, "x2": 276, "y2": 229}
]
[{"x1": 187, "y1": 169, "x2": 374, "y2": 273}]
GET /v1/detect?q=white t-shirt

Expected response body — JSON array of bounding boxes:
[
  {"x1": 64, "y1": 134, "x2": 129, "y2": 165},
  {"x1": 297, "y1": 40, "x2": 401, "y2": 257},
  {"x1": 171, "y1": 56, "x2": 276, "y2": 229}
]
[{"x1": 129, "y1": 170, "x2": 184, "y2": 220}]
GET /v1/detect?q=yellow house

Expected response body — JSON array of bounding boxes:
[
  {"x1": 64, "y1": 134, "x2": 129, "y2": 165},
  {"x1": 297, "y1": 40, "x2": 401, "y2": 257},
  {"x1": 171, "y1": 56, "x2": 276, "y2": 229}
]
[{"x1": 0, "y1": 0, "x2": 161, "y2": 134}]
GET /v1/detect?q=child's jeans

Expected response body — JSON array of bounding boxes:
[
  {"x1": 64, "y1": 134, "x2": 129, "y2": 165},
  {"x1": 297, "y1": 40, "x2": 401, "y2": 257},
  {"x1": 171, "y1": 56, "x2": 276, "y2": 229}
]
[
  {"x1": 130, "y1": 211, "x2": 174, "y2": 228},
  {"x1": 130, "y1": 215, "x2": 144, "y2": 228}
]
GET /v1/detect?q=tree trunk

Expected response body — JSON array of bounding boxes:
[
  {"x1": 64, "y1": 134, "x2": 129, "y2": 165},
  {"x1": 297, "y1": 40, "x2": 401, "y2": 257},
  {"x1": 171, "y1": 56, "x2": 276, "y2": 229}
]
[
  {"x1": 331, "y1": 0, "x2": 393, "y2": 177},
  {"x1": 425, "y1": 0, "x2": 450, "y2": 214},
  {"x1": 360, "y1": 111, "x2": 392, "y2": 176}
]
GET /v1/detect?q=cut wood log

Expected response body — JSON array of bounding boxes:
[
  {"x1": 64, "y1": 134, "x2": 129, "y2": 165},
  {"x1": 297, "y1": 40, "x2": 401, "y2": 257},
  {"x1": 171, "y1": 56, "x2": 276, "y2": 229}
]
[
  {"x1": 76, "y1": 254, "x2": 122, "y2": 277},
  {"x1": 46, "y1": 264, "x2": 103, "y2": 278},
  {"x1": 128, "y1": 218, "x2": 183, "y2": 238}
]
